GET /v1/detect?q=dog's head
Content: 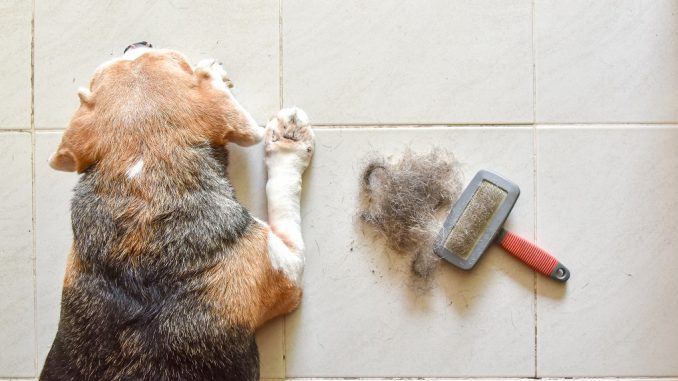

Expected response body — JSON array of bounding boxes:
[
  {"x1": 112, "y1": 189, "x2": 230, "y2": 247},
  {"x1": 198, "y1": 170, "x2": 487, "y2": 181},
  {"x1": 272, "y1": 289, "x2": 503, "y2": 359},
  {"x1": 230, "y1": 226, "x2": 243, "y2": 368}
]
[{"x1": 49, "y1": 42, "x2": 263, "y2": 173}]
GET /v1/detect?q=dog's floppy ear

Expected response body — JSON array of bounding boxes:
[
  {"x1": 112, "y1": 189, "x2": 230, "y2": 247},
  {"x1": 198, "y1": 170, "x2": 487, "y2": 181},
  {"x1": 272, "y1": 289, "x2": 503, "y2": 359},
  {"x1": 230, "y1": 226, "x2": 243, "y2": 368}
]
[
  {"x1": 77, "y1": 87, "x2": 93, "y2": 106},
  {"x1": 194, "y1": 65, "x2": 264, "y2": 147},
  {"x1": 49, "y1": 91, "x2": 99, "y2": 172}
]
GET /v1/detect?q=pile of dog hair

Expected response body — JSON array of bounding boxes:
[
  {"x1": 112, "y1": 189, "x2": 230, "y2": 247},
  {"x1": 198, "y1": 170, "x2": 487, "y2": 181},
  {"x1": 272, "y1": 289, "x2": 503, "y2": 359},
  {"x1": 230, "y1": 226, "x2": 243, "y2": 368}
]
[{"x1": 358, "y1": 148, "x2": 463, "y2": 280}]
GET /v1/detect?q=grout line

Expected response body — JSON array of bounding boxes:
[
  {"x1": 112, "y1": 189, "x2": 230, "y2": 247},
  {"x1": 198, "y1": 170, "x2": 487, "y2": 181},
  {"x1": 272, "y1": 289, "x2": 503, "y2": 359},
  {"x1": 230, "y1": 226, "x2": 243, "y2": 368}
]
[
  {"x1": 278, "y1": 0, "x2": 284, "y2": 110},
  {"x1": 1, "y1": 123, "x2": 677, "y2": 134},
  {"x1": 306, "y1": 122, "x2": 678, "y2": 128},
  {"x1": 30, "y1": 0, "x2": 38, "y2": 375},
  {"x1": 532, "y1": 128, "x2": 538, "y2": 377},
  {"x1": 272, "y1": 376, "x2": 676, "y2": 381},
  {"x1": 531, "y1": 0, "x2": 538, "y2": 377},
  {"x1": 278, "y1": 1, "x2": 287, "y2": 379},
  {"x1": 533, "y1": 130, "x2": 539, "y2": 378},
  {"x1": 0, "y1": 129, "x2": 64, "y2": 133},
  {"x1": 531, "y1": 0, "x2": 537, "y2": 125},
  {"x1": 523, "y1": 121, "x2": 678, "y2": 125},
  {"x1": 309, "y1": 124, "x2": 537, "y2": 129},
  {"x1": 312, "y1": 123, "x2": 536, "y2": 127}
]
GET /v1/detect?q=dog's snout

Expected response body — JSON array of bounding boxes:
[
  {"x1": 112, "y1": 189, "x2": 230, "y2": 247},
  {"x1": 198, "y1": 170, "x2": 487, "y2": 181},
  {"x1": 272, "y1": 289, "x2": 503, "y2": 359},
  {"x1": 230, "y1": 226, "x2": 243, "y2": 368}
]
[{"x1": 123, "y1": 41, "x2": 153, "y2": 54}]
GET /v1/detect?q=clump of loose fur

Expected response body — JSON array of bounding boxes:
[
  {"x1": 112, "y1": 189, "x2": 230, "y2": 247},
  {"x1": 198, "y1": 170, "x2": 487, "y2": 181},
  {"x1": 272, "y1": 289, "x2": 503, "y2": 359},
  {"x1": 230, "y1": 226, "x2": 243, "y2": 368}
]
[{"x1": 358, "y1": 148, "x2": 463, "y2": 280}]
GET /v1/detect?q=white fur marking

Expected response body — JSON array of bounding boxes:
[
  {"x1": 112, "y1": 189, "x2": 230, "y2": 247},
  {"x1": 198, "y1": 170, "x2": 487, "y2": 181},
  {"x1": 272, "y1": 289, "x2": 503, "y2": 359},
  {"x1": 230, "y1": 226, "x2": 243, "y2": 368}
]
[
  {"x1": 267, "y1": 230, "x2": 304, "y2": 285},
  {"x1": 126, "y1": 159, "x2": 144, "y2": 179}
]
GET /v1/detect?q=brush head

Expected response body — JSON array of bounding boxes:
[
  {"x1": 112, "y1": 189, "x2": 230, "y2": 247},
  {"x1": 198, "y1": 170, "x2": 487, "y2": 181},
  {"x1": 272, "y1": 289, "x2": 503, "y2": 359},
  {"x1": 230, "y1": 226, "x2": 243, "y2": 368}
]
[{"x1": 434, "y1": 170, "x2": 520, "y2": 270}]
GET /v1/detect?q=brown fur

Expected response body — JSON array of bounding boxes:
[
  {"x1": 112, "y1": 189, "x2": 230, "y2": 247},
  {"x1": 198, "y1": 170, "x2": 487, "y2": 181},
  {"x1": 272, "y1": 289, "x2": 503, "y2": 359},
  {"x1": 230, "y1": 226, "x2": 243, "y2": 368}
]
[
  {"x1": 203, "y1": 223, "x2": 301, "y2": 329},
  {"x1": 62, "y1": 246, "x2": 82, "y2": 289},
  {"x1": 43, "y1": 49, "x2": 301, "y2": 380},
  {"x1": 52, "y1": 50, "x2": 299, "y2": 326},
  {"x1": 51, "y1": 51, "x2": 259, "y2": 176}
]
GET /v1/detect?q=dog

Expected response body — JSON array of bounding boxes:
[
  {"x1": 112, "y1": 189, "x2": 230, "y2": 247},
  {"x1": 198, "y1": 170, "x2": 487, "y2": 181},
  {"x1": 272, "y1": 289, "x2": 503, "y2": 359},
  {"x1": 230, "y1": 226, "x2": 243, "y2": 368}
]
[{"x1": 40, "y1": 42, "x2": 314, "y2": 380}]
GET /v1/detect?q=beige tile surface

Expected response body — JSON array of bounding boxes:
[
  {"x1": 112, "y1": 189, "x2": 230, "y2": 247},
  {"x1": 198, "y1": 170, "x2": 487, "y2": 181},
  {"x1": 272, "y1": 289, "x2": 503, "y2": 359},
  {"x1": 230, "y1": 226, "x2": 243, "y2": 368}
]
[
  {"x1": 283, "y1": 1, "x2": 533, "y2": 125},
  {"x1": 34, "y1": 0, "x2": 279, "y2": 129},
  {"x1": 230, "y1": 142, "x2": 285, "y2": 378},
  {"x1": 0, "y1": 133, "x2": 35, "y2": 377},
  {"x1": 535, "y1": 0, "x2": 678, "y2": 123},
  {"x1": 34, "y1": 134, "x2": 283, "y2": 378},
  {"x1": 4, "y1": 0, "x2": 678, "y2": 378},
  {"x1": 34, "y1": 132, "x2": 78, "y2": 369},
  {"x1": 0, "y1": 0, "x2": 32, "y2": 129},
  {"x1": 286, "y1": 127, "x2": 536, "y2": 378},
  {"x1": 536, "y1": 126, "x2": 678, "y2": 376}
]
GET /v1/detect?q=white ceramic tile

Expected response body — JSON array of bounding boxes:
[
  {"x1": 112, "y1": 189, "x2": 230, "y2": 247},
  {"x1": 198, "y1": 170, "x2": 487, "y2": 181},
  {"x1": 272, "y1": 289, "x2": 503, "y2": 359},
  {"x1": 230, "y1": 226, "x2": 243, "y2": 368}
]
[
  {"x1": 34, "y1": 134, "x2": 283, "y2": 378},
  {"x1": 229, "y1": 142, "x2": 285, "y2": 379},
  {"x1": 283, "y1": 1, "x2": 533, "y2": 125},
  {"x1": 0, "y1": 0, "x2": 31, "y2": 129},
  {"x1": 0, "y1": 133, "x2": 35, "y2": 377},
  {"x1": 285, "y1": 127, "x2": 536, "y2": 378},
  {"x1": 34, "y1": 132, "x2": 78, "y2": 370},
  {"x1": 34, "y1": 0, "x2": 279, "y2": 129},
  {"x1": 536, "y1": 126, "x2": 678, "y2": 376},
  {"x1": 227, "y1": 143, "x2": 269, "y2": 222},
  {"x1": 256, "y1": 317, "x2": 284, "y2": 379},
  {"x1": 535, "y1": 1, "x2": 678, "y2": 123}
]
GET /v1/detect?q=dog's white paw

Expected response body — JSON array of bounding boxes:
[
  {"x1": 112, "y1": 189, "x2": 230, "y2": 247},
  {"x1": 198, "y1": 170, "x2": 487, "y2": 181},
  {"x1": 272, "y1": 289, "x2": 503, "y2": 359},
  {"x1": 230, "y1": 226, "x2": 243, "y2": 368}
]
[
  {"x1": 265, "y1": 107, "x2": 315, "y2": 169},
  {"x1": 195, "y1": 59, "x2": 234, "y2": 88}
]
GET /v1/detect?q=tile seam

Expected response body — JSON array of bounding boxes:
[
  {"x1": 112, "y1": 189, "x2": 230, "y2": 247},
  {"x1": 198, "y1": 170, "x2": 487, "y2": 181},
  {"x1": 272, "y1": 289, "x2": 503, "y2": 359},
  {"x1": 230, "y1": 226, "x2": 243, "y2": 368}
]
[
  {"x1": 279, "y1": 0, "x2": 283, "y2": 110},
  {"x1": 305, "y1": 123, "x2": 678, "y2": 127},
  {"x1": 533, "y1": 129, "x2": 539, "y2": 379},
  {"x1": 279, "y1": 0, "x2": 287, "y2": 379},
  {"x1": 14, "y1": 123, "x2": 678, "y2": 132},
  {"x1": 532, "y1": 0, "x2": 537, "y2": 125},
  {"x1": 531, "y1": 0, "x2": 538, "y2": 377},
  {"x1": 269, "y1": 378, "x2": 678, "y2": 380},
  {"x1": 30, "y1": 0, "x2": 38, "y2": 376}
]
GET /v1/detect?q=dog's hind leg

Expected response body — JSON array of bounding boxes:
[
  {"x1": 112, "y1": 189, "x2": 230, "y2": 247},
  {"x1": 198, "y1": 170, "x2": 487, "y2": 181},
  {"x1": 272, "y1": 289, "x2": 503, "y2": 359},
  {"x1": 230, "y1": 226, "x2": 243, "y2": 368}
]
[{"x1": 261, "y1": 107, "x2": 314, "y2": 317}]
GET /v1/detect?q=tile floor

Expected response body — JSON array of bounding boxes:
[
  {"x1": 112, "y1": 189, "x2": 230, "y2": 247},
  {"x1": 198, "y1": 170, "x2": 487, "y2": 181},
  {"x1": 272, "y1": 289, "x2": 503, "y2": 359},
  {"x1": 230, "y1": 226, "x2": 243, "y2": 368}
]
[{"x1": 0, "y1": 0, "x2": 677, "y2": 380}]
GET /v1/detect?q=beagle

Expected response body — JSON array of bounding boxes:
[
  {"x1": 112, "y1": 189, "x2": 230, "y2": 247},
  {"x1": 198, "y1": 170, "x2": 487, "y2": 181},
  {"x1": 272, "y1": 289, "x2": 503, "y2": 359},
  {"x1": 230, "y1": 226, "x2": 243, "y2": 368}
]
[{"x1": 40, "y1": 42, "x2": 313, "y2": 381}]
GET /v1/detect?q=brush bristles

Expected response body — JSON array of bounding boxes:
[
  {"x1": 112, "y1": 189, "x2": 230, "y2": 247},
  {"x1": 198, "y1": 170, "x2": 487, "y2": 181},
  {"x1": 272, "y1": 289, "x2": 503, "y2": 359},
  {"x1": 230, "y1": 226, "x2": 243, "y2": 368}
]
[{"x1": 444, "y1": 180, "x2": 507, "y2": 259}]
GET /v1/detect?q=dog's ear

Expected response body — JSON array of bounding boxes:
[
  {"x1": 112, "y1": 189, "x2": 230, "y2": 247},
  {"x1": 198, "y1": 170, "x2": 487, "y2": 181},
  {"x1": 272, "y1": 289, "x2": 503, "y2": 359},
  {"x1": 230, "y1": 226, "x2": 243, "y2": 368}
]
[
  {"x1": 77, "y1": 87, "x2": 93, "y2": 106},
  {"x1": 194, "y1": 66, "x2": 264, "y2": 147},
  {"x1": 49, "y1": 120, "x2": 98, "y2": 173},
  {"x1": 49, "y1": 93, "x2": 99, "y2": 172}
]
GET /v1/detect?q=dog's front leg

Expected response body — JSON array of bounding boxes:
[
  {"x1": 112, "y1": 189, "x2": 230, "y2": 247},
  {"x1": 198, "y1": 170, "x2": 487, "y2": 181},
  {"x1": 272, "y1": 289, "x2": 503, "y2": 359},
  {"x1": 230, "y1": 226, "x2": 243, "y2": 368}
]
[
  {"x1": 194, "y1": 59, "x2": 265, "y2": 146},
  {"x1": 258, "y1": 107, "x2": 314, "y2": 324}
]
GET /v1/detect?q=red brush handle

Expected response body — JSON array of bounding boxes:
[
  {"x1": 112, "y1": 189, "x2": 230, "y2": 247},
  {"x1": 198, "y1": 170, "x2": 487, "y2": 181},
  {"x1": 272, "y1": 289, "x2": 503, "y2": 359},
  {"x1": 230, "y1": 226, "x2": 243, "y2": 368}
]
[{"x1": 498, "y1": 229, "x2": 570, "y2": 282}]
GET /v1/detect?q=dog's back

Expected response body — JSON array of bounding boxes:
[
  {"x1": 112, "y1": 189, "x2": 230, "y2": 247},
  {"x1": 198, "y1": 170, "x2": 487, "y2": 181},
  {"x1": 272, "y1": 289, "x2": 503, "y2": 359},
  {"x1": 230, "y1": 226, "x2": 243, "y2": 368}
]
[
  {"x1": 42, "y1": 145, "x2": 260, "y2": 380},
  {"x1": 42, "y1": 46, "x2": 314, "y2": 380}
]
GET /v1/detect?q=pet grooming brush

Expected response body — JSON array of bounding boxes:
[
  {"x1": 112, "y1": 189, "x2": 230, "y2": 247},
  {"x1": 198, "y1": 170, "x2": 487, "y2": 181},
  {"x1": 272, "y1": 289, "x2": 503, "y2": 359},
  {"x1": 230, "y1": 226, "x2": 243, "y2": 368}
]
[{"x1": 434, "y1": 170, "x2": 570, "y2": 282}]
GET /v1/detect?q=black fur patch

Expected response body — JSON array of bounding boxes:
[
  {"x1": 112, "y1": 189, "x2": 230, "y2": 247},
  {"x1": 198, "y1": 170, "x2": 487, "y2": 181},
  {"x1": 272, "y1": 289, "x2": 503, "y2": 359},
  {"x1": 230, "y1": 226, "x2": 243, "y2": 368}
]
[{"x1": 41, "y1": 145, "x2": 260, "y2": 380}]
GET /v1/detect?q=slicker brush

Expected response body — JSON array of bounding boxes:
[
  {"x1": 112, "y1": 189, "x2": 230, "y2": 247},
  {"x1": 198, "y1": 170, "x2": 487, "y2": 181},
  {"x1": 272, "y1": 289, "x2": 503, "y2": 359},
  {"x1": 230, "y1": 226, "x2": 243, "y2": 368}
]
[{"x1": 434, "y1": 170, "x2": 570, "y2": 282}]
